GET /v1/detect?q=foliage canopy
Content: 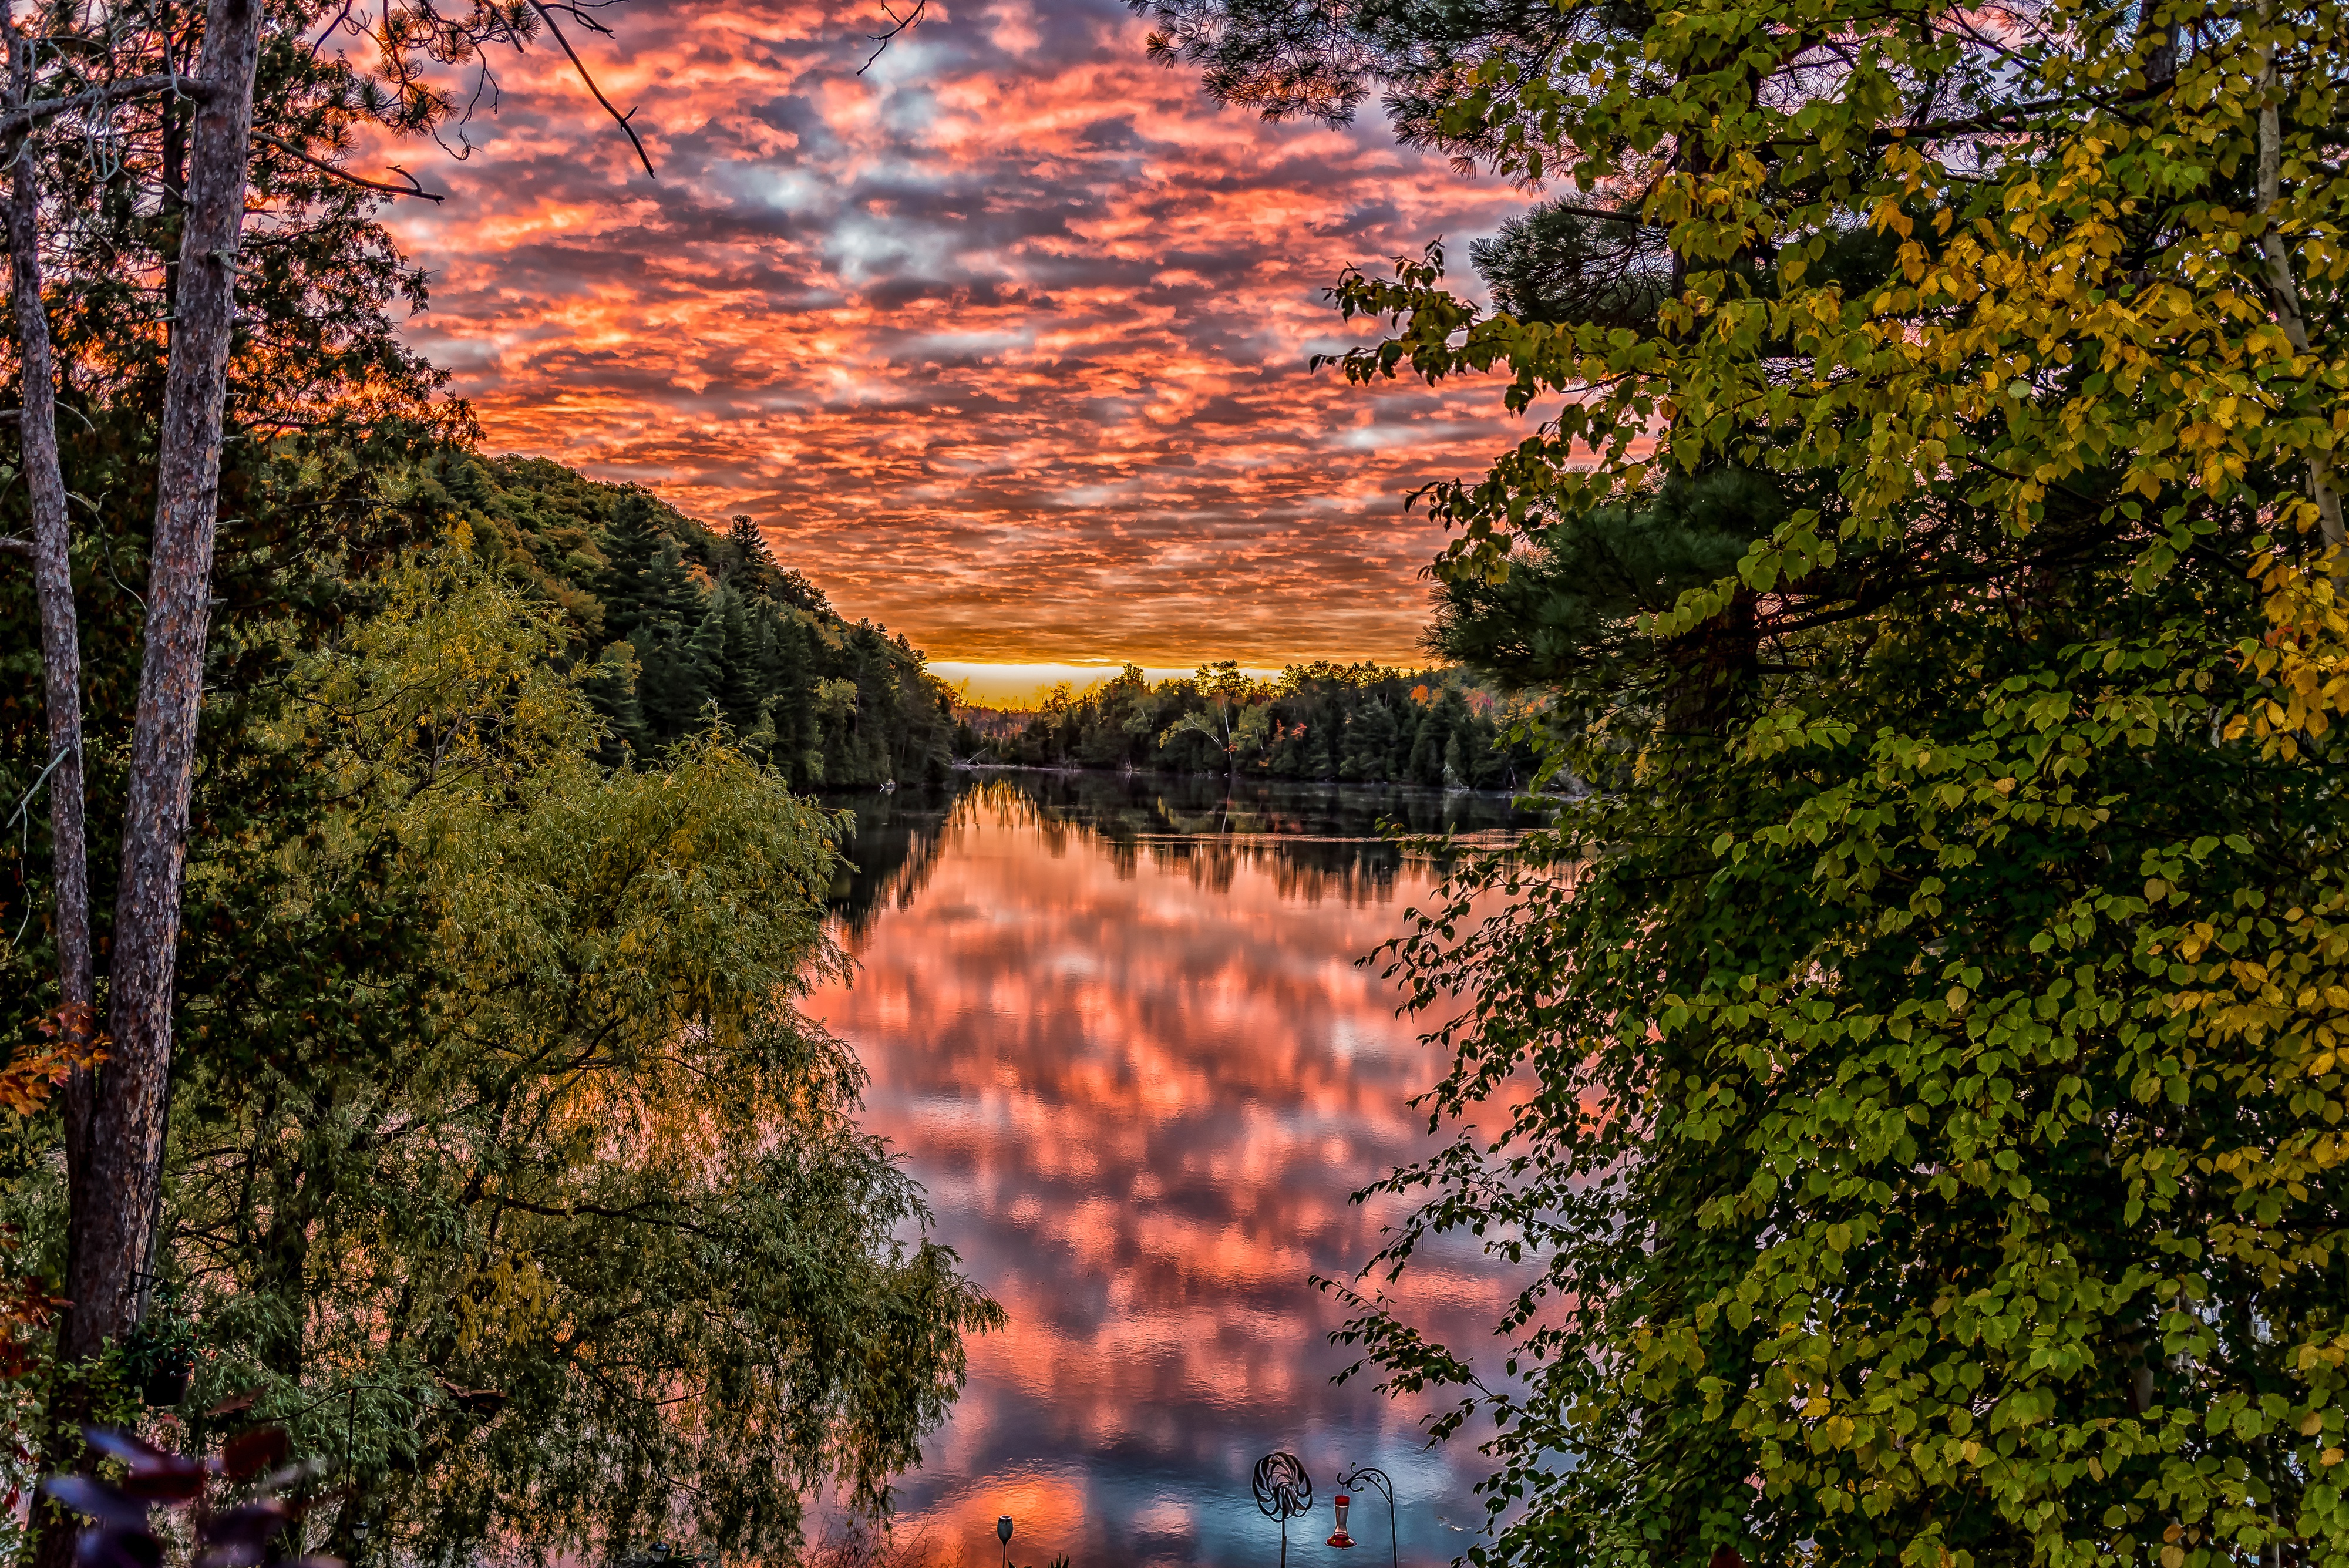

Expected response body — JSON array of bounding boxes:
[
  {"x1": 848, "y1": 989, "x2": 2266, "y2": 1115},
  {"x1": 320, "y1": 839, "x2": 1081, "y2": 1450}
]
[
  {"x1": 1139, "y1": 0, "x2": 2349, "y2": 1563},
  {"x1": 159, "y1": 543, "x2": 999, "y2": 1560}
]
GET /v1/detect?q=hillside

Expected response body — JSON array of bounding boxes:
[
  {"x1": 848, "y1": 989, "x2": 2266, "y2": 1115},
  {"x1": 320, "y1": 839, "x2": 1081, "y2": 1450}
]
[{"x1": 405, "y1": 453, "x2": 955, "y2": 789}]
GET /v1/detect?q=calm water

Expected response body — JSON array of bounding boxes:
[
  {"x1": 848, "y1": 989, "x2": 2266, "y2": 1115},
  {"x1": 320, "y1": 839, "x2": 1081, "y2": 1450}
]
[{"x1": 804, "y1": 773, "x2": 1547, "y2": 1568}]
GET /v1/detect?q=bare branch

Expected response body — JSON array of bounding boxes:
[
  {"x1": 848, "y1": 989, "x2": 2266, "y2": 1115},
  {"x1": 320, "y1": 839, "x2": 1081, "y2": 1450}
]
[
  {"x1": 0, "y1": 73, "x2": 197, "y2": 140},
  {"x1": 306, "y1": 1, "x2": 359, "y2": 59},
  {"x1": 251, "y1": 132, "x2": 446, "y2": 201},
  {"x1": 537, "y1": 1, "x2": 618, "y2": 36},
  {"x1": 860, "y1": 0, "x2": 926, "y2": 73},
  {"x1": 0, "y1": 536, "x2": 30, "y2": 557},
  {"x1": 1544, "y1": 202, "x2": 1664, "y2": 229},
  {"x1": 524, "y1": 0, "x2": 654, "y2": 178}
]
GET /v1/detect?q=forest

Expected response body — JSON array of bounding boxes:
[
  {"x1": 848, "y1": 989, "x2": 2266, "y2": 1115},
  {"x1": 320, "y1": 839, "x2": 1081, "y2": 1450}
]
[
  {"x1": 958, "y1": 661, "x2": 1544, "y2": 789},
  {"x1": 415, "y1": 454, "x2": 959, "y2": 789}
]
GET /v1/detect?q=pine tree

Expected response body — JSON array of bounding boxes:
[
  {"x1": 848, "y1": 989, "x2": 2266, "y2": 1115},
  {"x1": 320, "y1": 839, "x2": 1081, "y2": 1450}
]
[
  {"x1": 597, "y1": 494, "x2": 668, "y2": 644},
  {"x1": 1406, "y1": 711, "x2": 1442, "y2": 785},
  {"x1": 633, "y1": 629, "x2": 706, "y2": 746},
  {"x1": 686, "y1": 594, "x2": 727, "y2": 708},
  {"x1": 581, "y1": 642, "x2": 648, "y2": 768},
  {"x1": 714, "y1": 591, "x2": 762, "y2": 736},
  {"x1": 1342, "y1": 701, "x2": 1397, "y2": 780},
  {"x1": 723, "y1": 514, "x2": 779, "y2": 597},
  {"x1": 646, "y1": 540, "x2": 698, "y2": 634}
]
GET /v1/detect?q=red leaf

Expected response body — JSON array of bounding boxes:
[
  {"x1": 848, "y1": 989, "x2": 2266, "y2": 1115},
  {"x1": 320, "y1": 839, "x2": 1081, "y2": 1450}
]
[{"x1": 218, "y1": 1429, "x2": 288, "y2": 1483}]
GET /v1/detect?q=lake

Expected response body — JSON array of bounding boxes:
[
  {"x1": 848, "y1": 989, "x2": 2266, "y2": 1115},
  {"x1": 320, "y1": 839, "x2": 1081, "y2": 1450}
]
[{"x1": 804, "y1": 772, "x2": 1549, "y2": 1568}]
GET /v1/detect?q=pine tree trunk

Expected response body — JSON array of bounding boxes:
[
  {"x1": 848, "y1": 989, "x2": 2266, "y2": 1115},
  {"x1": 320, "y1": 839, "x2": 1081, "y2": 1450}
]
[
  {"x1": 9, "y1": 9, "x2": 267, "y2": 1566},
  {"x1": 30, "y1": 0, "x2": 261, "y2": 1540},
  {"x1": 70, "y1": 0, "x2": 263, "y2": 1362},
  {"x1": 4, "y1": 21, "x2": 95, "y2": 1169}
]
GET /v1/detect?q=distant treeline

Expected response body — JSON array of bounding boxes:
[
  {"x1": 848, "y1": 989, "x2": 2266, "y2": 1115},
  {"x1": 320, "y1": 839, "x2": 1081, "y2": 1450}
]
[
  {"x1": 411, "y1": 455, "x2": 957, "y2": 789},
  {"x1": 958, "y1": 662, "x2": 1543, "y2": 790}
]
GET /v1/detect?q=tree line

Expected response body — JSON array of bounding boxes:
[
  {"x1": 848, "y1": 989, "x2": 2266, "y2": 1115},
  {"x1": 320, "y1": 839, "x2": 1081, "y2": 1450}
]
[{"x1": 960, "y1": 661, "x2": 1544, "y2": 789}]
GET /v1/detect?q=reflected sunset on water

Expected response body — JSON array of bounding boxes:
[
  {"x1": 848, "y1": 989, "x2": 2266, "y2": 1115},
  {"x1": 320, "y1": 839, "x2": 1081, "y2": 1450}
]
[{"x1": 803, "y1": 776, "x2": 1545, "y2": 1568}]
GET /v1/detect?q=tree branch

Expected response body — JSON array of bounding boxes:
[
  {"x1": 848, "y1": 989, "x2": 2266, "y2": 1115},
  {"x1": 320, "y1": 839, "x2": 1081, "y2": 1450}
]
[
  {"x1": 250, "y1": 133, "x2": 446, "y2": 201},
  {"x1": 1544, "y1": 201, "x2": 1664, "y2": 229},
  {"x1": 1867, "y1": 94, "x2": 2073, "y2": 145},
  {"x1": 0, "y1": 73, "x2": 197, "y2": 140},
  {"x1": 524, "y1": 0, "x2": 654, "y2": 178},
  {"x1": 860, "y1": 0, "x2": 926, "y2": 73}
]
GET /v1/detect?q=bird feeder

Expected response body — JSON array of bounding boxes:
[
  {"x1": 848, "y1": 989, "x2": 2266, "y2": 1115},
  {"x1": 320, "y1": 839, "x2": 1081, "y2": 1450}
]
[{"x1": 1327, "y1": 1493, "x2": 1355, "y2": 1550}]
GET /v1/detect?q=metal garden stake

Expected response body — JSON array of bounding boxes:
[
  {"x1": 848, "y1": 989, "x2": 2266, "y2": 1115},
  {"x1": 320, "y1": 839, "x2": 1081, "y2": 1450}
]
[{"x1": 1252, "y1": 1452, "x2": 1313, "y2": 1568}]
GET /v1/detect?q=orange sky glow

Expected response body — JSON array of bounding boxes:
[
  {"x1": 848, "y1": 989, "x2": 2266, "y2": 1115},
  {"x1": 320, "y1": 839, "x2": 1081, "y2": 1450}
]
[{"x1": 361, "y1": 0, "x2": 1539, "y2": 668}]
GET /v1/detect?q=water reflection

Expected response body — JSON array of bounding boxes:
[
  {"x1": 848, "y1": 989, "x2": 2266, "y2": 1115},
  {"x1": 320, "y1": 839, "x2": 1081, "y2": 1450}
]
[{"x1": 806, "y1": 775, "x2": 1547, "y2": 1568}]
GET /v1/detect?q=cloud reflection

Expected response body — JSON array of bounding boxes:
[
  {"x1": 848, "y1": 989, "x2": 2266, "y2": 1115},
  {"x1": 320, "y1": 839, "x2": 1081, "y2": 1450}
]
[{"x1": 804, "y1": 779, "x2": 1542, "y2": 1567}]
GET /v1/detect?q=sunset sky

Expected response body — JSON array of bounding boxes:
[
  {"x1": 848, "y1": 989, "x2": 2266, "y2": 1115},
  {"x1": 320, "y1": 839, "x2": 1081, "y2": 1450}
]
[{"x1": 368, "y1": 0, "x2": 1537, "y2": 677}]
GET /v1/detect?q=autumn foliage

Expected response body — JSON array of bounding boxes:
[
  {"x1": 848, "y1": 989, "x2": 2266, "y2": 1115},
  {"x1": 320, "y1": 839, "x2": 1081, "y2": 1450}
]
[{"x1": 1131, "y1": 0, "x2": 2349, "y2": 1560}]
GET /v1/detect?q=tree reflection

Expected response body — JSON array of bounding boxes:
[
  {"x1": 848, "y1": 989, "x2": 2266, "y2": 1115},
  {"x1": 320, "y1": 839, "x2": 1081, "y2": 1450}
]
[{"x1": 828, "y1": 773, "x2": 1546, "y2": 938}]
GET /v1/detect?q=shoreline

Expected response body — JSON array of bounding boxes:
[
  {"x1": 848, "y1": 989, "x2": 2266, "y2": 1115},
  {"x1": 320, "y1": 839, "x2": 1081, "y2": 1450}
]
[{"x1": 916, "y1": 759, "x2": 1564, "y2": 803}]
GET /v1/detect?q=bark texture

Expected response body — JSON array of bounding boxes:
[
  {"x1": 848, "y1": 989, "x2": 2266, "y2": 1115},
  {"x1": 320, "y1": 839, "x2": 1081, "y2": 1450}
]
[
  {"x1": 72, "y1": 0, "x2": 261, "y2": 1355},
  {"x1": 4, "y1": 21, "x2": 94, "y2": 1166}
]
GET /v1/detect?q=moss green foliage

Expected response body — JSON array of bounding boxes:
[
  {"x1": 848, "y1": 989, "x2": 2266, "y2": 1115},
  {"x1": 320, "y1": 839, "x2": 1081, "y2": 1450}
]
[
  {"x1": 1141, "y1": 0, "x2": 2349, "y2": 1562},
  {"x1": 402, "y1": 453, "x2": 957, "y2": 788},
  {"x1": 968, "y1": 660, "x2": 1544, "y2": 789},
  {"x1": 5, "y1": 443, "x2": 999, "y2": 1557},
  {"x1": 162, "y1": 543, "x2": 998, "y2": 1560}
]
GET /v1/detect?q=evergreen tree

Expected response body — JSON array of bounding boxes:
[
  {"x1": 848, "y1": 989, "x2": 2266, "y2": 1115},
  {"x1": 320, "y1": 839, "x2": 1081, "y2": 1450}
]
[
  {"x1": 685, "y1": 593, "x2": 728, "y2": 712},
  {"x1": 723, "y1": 514, "x2": 778, "y2": 597},
  {"x1": 597, "y1": 494, "x2": 668, "y2": 644},
  {"x1": 634, "y1": 625, "x2": 706, "y2": 745},
  {"x1": 1471, "y1": 197, "x2": 1671, "y2": 330},
  {"x1": 1341, "y1": 701, "x2": 1396, "y2": 779},
  {"x1": 1405, "y1": 711, "x2": 1442, "y2": 785},
  {"x1": 715, "y1": 592, "x2": 763, "y2": 736},
  {"x1": 581, "y1": 643, "x2": 648, "y2": 768}
]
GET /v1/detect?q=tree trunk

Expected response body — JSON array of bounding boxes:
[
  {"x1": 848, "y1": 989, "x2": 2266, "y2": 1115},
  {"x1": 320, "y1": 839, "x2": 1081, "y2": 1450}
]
[
  {"x1": 68, "y1": 0, "x2": 263, "y2": 1358},
  {"x1": 2254, "y1": 0, "x2": 2344, "y2": 556},
  {"x1": 4, "y1": 19, "x2": 95, "y2": 1166},
  {"x1": 31, "y1": 0, "x2": 261, "y2": 1532}
]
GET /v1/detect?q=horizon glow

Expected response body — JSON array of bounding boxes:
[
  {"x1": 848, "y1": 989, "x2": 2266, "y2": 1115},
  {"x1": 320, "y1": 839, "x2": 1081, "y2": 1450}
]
[{"x1": 933, "y1": 661, "x2": 1297, "y2": 706}]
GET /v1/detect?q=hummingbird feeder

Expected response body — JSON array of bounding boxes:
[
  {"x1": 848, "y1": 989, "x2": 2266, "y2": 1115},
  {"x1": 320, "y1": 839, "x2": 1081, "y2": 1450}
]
[{"x1": 1327, "y1": 1493, "x2": 1355, "y2": 1550}]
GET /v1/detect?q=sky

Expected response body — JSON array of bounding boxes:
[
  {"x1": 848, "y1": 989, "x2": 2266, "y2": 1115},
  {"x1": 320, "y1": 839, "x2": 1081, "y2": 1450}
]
[{"x1": 367, "y1": 0, "x2": 1538, "y2": 674}]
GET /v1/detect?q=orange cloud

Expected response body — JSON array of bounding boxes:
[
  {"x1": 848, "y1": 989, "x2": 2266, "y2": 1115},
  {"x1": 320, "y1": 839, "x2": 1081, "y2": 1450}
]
[{"x1": 358, "y1": 0, "x2": 1537, "y2": 665}]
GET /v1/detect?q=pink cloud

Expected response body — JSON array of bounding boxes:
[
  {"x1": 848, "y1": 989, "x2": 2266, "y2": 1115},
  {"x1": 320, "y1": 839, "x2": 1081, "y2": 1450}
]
[{"x1": 362, "y1": 0, "x2": 1533, "y2": 664}]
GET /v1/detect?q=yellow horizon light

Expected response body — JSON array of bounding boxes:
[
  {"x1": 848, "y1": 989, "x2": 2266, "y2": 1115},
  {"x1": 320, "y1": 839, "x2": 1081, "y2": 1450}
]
[{"x1": 927, "y1": 661, "x2": 1291, "y2": 708}]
